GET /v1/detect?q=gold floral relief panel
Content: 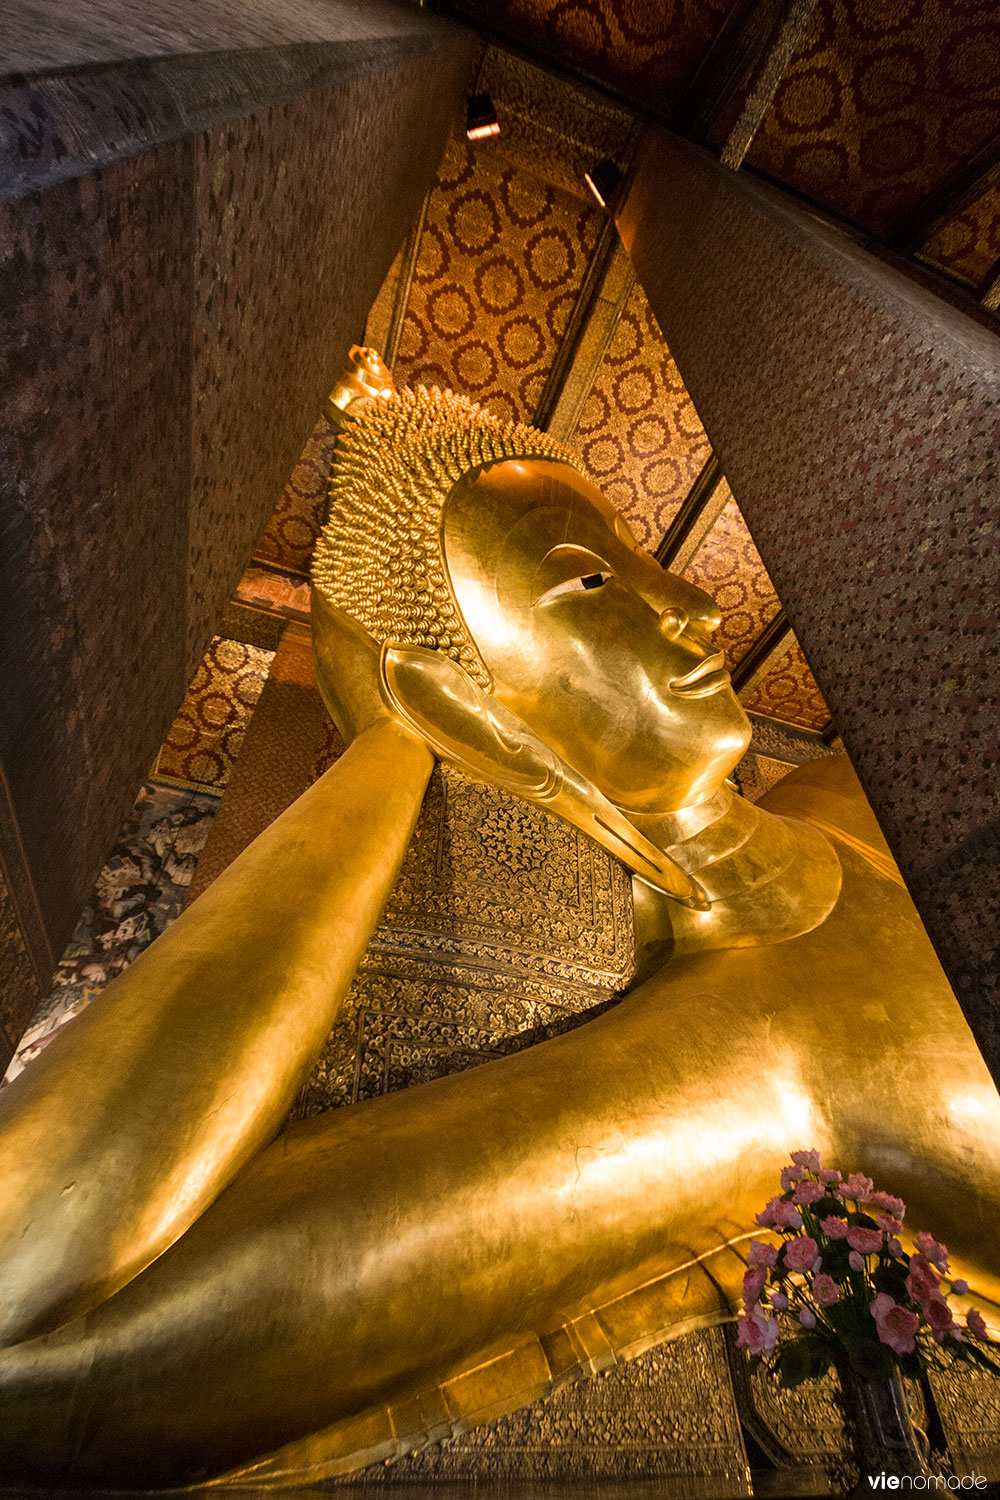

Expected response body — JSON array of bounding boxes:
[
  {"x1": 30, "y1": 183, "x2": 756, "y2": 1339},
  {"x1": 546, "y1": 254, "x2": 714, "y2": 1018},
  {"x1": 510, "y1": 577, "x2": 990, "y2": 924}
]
[
  {"x1": 377, "y1": 764, "x2": 634, "y2": 988},
  {"x1": 740, "y1": 634, "x2": 830, "y2": 732},
  {"x1": 393, "y1": 134, "x2": 603, "y2": 423},
  {"x1": 573, "y1": 281, "x2": 711, "y2": 549},
  {"x1": 682, "y1": 495, "x2": 782, "y2": 673},
  {"x1": 294, "y1": 762, "x2": 635, "y2": 1120}
]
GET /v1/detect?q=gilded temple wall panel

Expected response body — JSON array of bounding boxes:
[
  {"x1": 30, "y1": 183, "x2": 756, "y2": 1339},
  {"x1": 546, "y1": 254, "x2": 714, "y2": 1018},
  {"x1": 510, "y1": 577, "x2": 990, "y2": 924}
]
[
  {"x1": 369, "y1": 1330, "x2": 752, "y2": 1494},
  {"x1": 294, "y1": 758, "x2": 634, "y2": 1119}
]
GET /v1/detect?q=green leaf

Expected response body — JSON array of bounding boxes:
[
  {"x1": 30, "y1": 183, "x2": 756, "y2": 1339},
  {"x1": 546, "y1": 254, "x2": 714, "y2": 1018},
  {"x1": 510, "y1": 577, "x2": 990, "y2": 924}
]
[
  {"x1": 824, "y1": 1301, "x2": 856, "y2": 1335},
  {"x1": 775, "y1": 1335, "x2": 833, "y2": 1389},
  {"x1": 821, "y1": 1240, "x2": 852, "y2": 1276},
  {"x1": 842, "y1": 1336, "x2": 894, "y2": 1382},
  {"x1": 872, "y1": 1262, "x2": 909, "y2": 1300}
]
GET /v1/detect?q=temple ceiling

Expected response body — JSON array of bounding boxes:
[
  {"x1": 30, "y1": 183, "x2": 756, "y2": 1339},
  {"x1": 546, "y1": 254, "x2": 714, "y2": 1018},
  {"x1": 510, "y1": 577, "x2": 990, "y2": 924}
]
[
  {"x1": 251, "y1": 4, "x2": 999, "y2": 738},
  {"x1": 443, "y1": 0, "x2": 1000, "y2": 291}
]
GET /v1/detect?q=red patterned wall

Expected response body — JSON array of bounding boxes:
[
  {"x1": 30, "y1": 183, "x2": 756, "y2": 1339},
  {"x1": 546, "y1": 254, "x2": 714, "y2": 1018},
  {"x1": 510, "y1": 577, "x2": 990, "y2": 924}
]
[
  {"x1": 682, "y1": 495, "x2": 782, "y2": 672},
  {"x1": 573, "y1": 282, "x2": 711, "y2": 548},
  {"x1": 394, "y1": 135, "x2": 602, "y2": 422},
  {"x1": 741, "y1": 635, "x2": 830, "y2": 731}
]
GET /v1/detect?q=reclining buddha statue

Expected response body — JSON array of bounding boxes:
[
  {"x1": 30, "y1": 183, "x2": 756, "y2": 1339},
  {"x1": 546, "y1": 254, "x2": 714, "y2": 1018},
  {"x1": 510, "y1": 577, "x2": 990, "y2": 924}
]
[{"x1": 0, "y1": 347, "x2": 998, "y2": 1489}]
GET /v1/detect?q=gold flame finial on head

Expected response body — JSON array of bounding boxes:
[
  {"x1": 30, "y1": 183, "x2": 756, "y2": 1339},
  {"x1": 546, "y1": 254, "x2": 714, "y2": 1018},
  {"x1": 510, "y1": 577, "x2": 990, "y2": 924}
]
[
  {"x1": 312, "y1": 368, "x2": 579, "y2": 691},
  {"x1": 324, "y1": 345, "x2": 395, "y2": 432}
]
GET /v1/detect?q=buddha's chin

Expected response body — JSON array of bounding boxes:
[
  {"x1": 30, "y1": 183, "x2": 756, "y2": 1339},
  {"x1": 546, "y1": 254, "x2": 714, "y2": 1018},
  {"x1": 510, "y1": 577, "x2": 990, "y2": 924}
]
[{"x1": 608, "y1": 726, "x2": 752, "y2": 818}]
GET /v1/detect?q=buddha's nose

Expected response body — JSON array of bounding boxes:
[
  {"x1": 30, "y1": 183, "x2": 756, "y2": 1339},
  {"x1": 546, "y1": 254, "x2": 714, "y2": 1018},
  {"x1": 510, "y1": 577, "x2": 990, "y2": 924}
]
[{"x1": 658, "y1": 607, "x2": 689, "y2": 640}]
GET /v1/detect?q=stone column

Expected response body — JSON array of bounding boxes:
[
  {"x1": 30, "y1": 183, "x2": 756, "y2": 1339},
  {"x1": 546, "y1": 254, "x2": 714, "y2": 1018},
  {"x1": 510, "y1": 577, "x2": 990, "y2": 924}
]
[
  {"x1": 0, "y1": 0, "x2": 475, "y2": 1056},
  {"x1": 618, "y1": 128, "x2": 1000, "y2": 1081}
]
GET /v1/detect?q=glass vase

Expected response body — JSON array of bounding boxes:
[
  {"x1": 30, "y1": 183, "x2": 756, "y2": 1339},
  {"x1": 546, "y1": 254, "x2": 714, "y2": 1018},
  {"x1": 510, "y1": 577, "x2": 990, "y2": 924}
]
[{"x1": 835, "y1": 1356, "x2": 933, "y2": 1497}]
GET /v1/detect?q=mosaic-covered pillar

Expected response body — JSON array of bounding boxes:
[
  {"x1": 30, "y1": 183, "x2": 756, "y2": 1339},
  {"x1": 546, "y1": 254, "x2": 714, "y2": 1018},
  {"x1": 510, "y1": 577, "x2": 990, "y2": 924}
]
[
  {"x1": 618, "y1": 129, "x2": 1000, "y2": 1083},
  {"x1": 0, "y1": 1, "x2": 475, "y2": 1053}
]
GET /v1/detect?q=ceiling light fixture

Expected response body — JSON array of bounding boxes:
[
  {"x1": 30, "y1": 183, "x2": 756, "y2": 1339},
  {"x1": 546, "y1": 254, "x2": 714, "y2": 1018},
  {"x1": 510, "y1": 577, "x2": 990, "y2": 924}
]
[
  {"x1": 466, "y1": 93, "x2": 500, "y2": 141},
  {"x1": 584, "y1": 160, "x2": 623, "y2": 210}
]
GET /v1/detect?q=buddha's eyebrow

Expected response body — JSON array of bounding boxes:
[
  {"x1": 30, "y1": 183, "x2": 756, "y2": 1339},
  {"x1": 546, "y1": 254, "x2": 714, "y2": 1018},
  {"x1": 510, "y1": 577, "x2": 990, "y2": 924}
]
[{"x1": 538, "y1": 542, "x2": 612, "y2": 569}]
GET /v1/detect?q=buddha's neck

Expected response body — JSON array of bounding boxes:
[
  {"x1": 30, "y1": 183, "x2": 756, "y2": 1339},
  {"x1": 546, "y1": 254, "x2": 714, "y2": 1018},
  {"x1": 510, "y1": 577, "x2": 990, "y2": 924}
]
[{"x1": 628, "y1": 783, "x2": 842, "y2": 968}]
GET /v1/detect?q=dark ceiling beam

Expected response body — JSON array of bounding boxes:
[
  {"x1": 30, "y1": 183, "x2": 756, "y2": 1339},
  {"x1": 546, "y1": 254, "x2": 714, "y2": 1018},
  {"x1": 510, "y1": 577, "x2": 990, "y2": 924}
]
[
  {"x1": 655, "y1": 452, "x2": 722, "y2": 568},
  {"x1": 730, "y1": 609, "x2": 791, "y2": 695},
  {"x1": 677, "y1": 0, "x2": 820, "y2": 169},
  {"x1": 893, "y1": 134, "x2": 1000, "y2": 256}
]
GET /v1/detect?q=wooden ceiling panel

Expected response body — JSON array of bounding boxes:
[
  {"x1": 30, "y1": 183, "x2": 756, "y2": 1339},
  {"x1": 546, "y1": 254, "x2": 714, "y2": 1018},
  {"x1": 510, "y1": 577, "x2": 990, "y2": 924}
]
[
  {"x1": 573, "y1": 281, "x2": 711, "y2": 547},
  {"x1": 746, "y1": 0, "x2": 1000, "y2": 238}
]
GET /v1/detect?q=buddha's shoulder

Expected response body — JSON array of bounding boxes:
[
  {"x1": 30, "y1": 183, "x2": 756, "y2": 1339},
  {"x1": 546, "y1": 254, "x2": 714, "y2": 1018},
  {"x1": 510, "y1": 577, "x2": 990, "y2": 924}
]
[{"x1": 756, "y1": 751, "x2": 895, "y2": 863}]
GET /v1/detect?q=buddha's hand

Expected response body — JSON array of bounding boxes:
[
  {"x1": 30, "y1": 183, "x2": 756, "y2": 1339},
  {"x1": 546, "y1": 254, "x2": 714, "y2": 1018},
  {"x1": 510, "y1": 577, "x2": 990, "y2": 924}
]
[{"x1": 311, "y1": 597, "x2": 703, "y2": 904}]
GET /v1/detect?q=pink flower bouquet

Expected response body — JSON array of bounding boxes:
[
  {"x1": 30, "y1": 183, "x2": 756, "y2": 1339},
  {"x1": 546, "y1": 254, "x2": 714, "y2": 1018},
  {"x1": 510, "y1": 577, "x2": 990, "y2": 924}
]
[{"x1": 737, "y1": 1151, "x2": 1000, "y2": 1387}]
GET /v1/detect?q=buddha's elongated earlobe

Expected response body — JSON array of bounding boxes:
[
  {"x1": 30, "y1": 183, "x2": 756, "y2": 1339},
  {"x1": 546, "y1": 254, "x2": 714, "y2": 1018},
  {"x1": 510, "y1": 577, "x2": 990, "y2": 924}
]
[{"x1": 379, "y1": 644, "x2": 710, "y2": 910}]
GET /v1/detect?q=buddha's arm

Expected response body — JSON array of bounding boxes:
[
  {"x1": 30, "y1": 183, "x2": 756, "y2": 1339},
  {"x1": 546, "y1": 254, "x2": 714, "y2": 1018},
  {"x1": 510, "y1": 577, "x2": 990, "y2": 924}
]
[
  {"x1": 0, "y1": 716, "x2": 433, "y2": 1348},
  {"x1": 0, "y1": 968, "x2": 793, "y2": 1489},
  {"x1": 4, "y1": 801, "x2": 1000, "y2": 1489}
]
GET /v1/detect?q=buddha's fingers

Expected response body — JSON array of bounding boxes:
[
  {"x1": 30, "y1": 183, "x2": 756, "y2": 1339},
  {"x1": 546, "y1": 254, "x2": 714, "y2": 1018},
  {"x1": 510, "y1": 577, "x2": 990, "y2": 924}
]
[{"x1": 0, "y1": 717, "x2": 433, "y2": 1348}]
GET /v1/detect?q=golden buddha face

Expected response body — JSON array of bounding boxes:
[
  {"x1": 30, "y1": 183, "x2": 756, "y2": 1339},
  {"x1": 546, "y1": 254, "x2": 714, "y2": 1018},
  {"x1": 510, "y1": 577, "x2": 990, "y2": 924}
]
[{"x1": 443, "y1": 459, "x2": 751, "y2": 814}]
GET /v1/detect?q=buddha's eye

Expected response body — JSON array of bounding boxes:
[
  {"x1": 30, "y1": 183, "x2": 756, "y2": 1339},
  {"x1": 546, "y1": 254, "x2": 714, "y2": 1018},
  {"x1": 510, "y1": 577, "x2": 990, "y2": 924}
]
[{"x1": 535, "y1": 570, "x2": 614, "y2": 605}]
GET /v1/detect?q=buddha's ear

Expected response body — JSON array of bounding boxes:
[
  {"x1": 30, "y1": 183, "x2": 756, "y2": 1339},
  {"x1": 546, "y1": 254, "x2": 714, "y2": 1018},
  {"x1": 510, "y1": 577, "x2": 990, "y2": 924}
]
[{"x1": 380, "y1": 645, "x2": 709, "y2": 910}]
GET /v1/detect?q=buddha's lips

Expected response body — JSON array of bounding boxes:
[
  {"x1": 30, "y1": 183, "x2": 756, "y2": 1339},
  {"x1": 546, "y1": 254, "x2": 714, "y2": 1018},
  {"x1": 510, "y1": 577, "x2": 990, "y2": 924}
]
[{"x1": 669, "y1": 653, "x2": 730, "y2": 698}]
